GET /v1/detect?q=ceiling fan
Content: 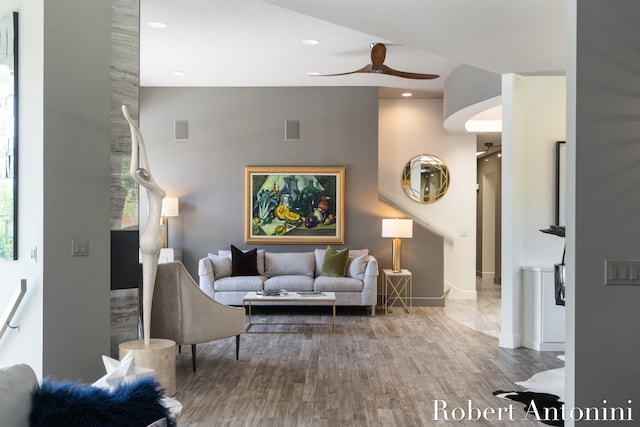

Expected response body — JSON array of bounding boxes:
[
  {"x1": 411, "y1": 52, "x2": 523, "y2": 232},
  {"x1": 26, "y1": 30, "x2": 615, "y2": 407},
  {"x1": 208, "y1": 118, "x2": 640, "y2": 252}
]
[
  {"x1": 476, "y1": 142, "x2": 502, "y2": 158},
  {"x1": 315, "y1": 43, "x2": 440, "y2": 80}
]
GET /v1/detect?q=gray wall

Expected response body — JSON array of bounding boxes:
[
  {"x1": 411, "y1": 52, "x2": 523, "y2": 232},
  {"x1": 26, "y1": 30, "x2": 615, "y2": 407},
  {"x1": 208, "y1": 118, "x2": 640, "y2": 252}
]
[
  {"x1": 139, "y1": 86, "x2": 443, "y2": 302},
  {"x1": 569, "y1": 0, "x2": 640, "y2": 416},
  {"x1": 42, "y1": 0, "x2": 112, "y2": 380},
  {"x1": 443, "y1": 64, "x2": 501, "y2": 122}
]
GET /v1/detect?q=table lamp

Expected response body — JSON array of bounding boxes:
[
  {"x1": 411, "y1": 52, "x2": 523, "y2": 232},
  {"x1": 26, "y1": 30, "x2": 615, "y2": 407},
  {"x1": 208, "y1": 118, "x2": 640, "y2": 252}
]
[
  {"x1": 161, "y1": 197, "x2": 179, "y2": 248},
  {"x1": 382, "y1": 218, "x2": 413, "y2": 272}
]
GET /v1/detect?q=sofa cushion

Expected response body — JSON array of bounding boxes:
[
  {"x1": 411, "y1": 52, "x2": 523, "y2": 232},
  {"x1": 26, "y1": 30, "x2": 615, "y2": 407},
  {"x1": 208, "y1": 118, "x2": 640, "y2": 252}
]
[
  {"x1": 314, "y1": 248, "x2": 369, "y2": 276},
  {"x1": 0, "y1": 364, "x2": 38, "y2": 427},
  {"x1": 207, "y1": 253, "x2": 232, "y2": 279},
  {"x1": 214, "y1": 275, "x2": 265, "y2": 292},
  {"x1": 219, "y1": 249, "x2": 265, "y2": 275},
  {"x1": 265, "y1": 275, "x2": 314, "y2": 292},
  {"x1": 231, "y1": 245, "x2": 259, "y2": 276},
  {"x1": 314, "y1": 276, "x2": 364, "y2": 292},
  {"x1": 265, "y1": 252, "x2": 315, "y2": 277},
  {"x1": 347, "y1": 254, "x2": 368, "y2": 280},
  {"x1": 321, "y1": 246, "x2": 349, "y2": 277}
]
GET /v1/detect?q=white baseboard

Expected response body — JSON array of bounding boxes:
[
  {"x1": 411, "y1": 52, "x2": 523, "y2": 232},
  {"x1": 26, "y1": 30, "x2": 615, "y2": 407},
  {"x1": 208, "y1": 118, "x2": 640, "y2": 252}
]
[
  {"x1": 522, "y1": 338, "x2": 565, "y2": 352},
  {"x1": 445, "y1": 280, "x2": 477, "y2": 300},
  {"x1": 499, "y1": 332, "x2": 522, "y2": 349}
]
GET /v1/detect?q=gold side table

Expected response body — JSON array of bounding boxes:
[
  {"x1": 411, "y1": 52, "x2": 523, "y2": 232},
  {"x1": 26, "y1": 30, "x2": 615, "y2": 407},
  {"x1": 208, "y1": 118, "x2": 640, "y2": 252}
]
[{"x1": 383, "y1": 269, "x2": 412, "y2": 314}]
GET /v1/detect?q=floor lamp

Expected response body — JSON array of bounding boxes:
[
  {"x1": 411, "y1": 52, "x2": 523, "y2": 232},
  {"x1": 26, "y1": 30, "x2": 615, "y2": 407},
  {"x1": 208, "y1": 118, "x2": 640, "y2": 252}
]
[{"x1": 382, "y1": 218, "x2": 413, "y2": 272}]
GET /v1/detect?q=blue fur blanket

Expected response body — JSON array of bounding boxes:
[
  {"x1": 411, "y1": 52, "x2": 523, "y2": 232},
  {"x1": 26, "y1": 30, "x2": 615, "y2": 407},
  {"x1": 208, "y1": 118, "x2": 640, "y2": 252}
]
[{"x1": 30, "y1": 376, "x2": 175, "y2": 427}]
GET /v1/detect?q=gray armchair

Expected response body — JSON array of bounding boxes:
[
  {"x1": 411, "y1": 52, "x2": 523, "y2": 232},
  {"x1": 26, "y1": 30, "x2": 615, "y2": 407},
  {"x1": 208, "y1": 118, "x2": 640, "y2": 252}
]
[{"x1": 150, "y1": 261, "x2": 245, "y2": 372}]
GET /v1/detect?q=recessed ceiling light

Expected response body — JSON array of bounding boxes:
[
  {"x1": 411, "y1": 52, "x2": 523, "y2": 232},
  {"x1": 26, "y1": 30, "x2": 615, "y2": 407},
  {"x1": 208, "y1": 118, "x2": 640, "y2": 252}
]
[
  {"x1": 302, "y1": 39, "x2": 319, "y2": 45},
  {"x1": 401, "y1": 92, "x2": 413, "y2": 97},
  {"x1": 172, "y1": 71, "x2": 186, "y2": 76},
  {"x1": 306, "y1": 71, "x2": 321, "y2": 76},
  {"x1": 147, "y1": 22, "x2": 168, "y2": 29}
]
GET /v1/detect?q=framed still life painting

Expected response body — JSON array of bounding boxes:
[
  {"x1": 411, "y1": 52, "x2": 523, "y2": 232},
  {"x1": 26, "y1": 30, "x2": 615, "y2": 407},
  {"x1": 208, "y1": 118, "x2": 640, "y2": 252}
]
[{"x1": 245, "y1": 166, "x2": 345, "y2": 244}]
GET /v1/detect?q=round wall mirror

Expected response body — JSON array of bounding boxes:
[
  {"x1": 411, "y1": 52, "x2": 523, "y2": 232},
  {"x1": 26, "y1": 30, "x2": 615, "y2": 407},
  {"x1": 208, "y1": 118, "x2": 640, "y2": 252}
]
[{"x1": 401, "y1": 154, "x2": 450, "y2": 204}]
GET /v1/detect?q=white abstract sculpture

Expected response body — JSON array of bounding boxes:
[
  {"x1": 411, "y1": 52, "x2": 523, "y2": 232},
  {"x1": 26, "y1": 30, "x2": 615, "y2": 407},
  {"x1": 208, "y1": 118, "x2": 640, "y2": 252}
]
[
  {"x1": 122, "y1": 105, "x2": 166, "y2": 346},
  {"x1": 92, "y1": 351, "x2": 154, "y2": 391}
]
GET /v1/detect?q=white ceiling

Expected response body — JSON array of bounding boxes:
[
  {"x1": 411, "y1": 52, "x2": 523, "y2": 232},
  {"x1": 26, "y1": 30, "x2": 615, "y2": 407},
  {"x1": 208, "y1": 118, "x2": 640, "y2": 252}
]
[{"x1": 140, "y1": 0, "x2": 566, "y2": 99}]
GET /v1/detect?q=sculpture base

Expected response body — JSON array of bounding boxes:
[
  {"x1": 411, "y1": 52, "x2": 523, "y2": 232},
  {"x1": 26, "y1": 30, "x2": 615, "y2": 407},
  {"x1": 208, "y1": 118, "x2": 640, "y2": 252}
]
[{"x1": 119, "y1": 338, "x2": 176, "y2": 396}]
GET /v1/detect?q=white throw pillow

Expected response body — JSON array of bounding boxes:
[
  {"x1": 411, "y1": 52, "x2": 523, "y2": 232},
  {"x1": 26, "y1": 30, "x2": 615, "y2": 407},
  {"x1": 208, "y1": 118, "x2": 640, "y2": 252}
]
[
  {"x1": 348, "y1": 249, "x2": 369, "y2": 258},
  {"x1": 0, "y1": 364, "x2": 39, "y2": 427},
  {"x1": 347, "y1": 254, "x2": 368, "y2": 280},
  {"x1": 207, "y1": 253, "x2": 232, "y2": 279}
]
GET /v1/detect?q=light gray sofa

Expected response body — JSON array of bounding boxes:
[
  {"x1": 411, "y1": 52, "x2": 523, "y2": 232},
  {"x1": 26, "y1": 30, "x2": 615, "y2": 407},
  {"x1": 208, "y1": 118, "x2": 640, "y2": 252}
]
[
  {"x1": 0, "y1": 364, "x2": 38, "y2": 427},
  {"x1": 198, "y1": 248, "x2": 378, "y2": 315}
]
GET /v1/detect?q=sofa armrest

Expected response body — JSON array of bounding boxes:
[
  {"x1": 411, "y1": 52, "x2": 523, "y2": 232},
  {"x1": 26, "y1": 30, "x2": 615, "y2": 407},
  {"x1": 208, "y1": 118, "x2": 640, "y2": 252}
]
[
  {"x1": 197, "y1": 257, "x2": 216, "y2": 299},
  {"x1": 364, "y1": 255, "x2": 379, "y2": 278},
  {"x1": 0, "y1": 364, "x2": 38, "y2": 427},
  {"x1": 361, "y1": 255, "x2": 378, "y2": 310}
]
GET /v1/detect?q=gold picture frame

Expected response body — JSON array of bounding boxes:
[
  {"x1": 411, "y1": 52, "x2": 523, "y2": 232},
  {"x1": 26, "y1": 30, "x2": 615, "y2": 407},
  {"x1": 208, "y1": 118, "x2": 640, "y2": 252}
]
[{"x1": 245, "y1": 166, "x2": 345, "y2": 244}]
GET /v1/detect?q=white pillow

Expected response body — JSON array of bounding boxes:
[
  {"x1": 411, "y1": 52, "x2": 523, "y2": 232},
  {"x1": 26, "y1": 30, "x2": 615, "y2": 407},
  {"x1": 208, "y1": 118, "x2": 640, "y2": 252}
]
[
  {"x1": 347, "y1": 254, "x2": 368, "y2": 280},
  {"x1": 0, "y1": 364, "x2": 39, "y2": 427},
  {"x1": 348, "y1": 249, "x2": 369, "y2": 258},
  {"x1": 207, "y1": 253, "x2": 232, "y2": 279}
]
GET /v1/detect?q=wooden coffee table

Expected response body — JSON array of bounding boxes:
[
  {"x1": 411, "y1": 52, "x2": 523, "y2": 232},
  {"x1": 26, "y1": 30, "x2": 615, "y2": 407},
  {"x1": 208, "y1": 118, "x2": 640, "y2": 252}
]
[{"x1": 242, "y1": 291, "x2": 336, "y2": 333}]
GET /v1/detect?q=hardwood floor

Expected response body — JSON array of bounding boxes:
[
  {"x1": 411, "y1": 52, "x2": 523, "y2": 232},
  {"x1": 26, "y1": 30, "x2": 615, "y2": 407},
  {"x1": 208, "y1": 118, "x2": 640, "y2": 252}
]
[
  {"x1": 174, "y1": 307, "x2": 561, "y2": 426},
  {"x1": 112, "y1": 285, "x2": 564, "y2": 426},
  {"x1": 444, "y1": 276, "x2": 501, "y2": 338}
]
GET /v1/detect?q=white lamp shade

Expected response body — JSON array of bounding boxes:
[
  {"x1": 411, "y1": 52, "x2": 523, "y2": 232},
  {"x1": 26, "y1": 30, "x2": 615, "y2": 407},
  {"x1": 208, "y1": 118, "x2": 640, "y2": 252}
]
[
  {"x1": 381, "y1": 218, "x2": 413, "y2": 238},
  {"x1": 161, "y1": 197, "x2": 179, "y2": 217}
]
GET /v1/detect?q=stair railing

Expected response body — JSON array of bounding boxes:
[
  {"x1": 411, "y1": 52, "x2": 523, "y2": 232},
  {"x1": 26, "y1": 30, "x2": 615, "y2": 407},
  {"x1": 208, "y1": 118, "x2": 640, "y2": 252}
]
[{"x1": 0, "y1": 279, "x2": 27, "y2": 341}]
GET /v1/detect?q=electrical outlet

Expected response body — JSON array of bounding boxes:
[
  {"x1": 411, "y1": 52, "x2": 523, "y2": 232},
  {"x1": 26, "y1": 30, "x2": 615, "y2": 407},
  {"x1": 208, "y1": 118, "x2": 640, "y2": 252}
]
[{"x1": 605, "y1": 260, "x2": 640, "y2": 285}]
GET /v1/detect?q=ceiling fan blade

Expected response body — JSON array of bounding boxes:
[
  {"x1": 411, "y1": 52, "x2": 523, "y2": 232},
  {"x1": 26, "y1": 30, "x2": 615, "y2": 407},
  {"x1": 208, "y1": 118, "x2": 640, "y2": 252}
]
[
  {"x1": 314, "y1": 64, "x2": 371, "y2": 77},
  {"x1": 381, "y1": 65, "x2": 439, "y2": 80}
]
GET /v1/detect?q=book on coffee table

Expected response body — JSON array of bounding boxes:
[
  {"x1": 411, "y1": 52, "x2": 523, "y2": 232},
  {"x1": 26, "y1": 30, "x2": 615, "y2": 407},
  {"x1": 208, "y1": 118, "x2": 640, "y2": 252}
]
[
  {"x1": 295, "y1": 291, "x2": 324, "y2": 297},
  {"x1": 257, "y1": 290, "x2": 287, "y2": 296}
]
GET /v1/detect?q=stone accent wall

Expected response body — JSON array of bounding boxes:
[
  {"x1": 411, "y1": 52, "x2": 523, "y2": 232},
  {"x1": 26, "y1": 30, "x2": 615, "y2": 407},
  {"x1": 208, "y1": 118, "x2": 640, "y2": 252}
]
[{"x1": 110, "y1": 0, "x2": 139, "y2": 230}]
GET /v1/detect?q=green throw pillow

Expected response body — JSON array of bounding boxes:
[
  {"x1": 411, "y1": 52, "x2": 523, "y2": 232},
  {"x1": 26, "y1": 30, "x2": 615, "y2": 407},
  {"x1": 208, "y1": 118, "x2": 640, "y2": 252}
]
[{"x1": 321, "y1": 246, "x2": 350, "y2": 277}]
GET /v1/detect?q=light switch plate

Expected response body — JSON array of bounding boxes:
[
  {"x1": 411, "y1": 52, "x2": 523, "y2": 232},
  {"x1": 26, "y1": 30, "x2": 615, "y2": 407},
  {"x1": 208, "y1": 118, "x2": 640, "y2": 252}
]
[
  {"x1": 605, "y1": 260, "x2": 640, "y2": 285},
  {"x1": 72, "y1": 239, "x2": 89, "y2": 257}
]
